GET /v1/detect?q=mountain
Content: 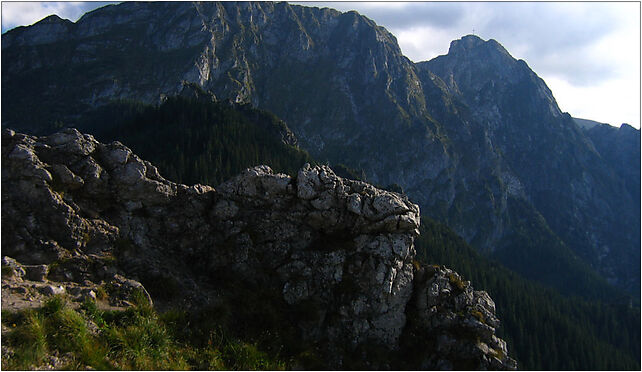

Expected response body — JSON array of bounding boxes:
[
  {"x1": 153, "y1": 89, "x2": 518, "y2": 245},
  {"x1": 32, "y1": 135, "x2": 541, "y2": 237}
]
[
  {"x1": 1, "y1": 2, "x2": 638, "y2": 297},
  {"x1": 1, "y1": 127, "x2": 517, "y2": 370},
  {"x1": 417, "y1": 35, "x2": 640, "y2": 294},
  {"x1": 585, "y1": 123, "x2": 641, "y2": 208}
]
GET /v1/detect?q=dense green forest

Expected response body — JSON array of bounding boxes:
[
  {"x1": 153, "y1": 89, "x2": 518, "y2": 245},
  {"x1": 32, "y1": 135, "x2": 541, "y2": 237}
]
[
  {"x1": 81, "y1": 95, "x2": 314, "y2": 186},
  {"x1": 416, "y1": 217, "x2": 640, "y2": 370},
  {"x1": 493, "y1": 196, "x2": 628, "y2": 302},
  {"x1": 76, "y1": 95, "x2": 639, "y2": 370}
]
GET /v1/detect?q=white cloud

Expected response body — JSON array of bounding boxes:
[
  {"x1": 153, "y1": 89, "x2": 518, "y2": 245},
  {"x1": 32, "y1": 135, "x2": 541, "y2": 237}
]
[
  {"x1": 547, "y1": 76, "x2": 640, "y2": 128},
  {"x1": 391, "y1": 26, "x2": 452, "y2": 62}
]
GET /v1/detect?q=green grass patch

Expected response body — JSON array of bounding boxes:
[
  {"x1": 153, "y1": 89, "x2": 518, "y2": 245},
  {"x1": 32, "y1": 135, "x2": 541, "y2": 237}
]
[{"x1": 2, "y1": 294, "x2": 289, "y2": 370}]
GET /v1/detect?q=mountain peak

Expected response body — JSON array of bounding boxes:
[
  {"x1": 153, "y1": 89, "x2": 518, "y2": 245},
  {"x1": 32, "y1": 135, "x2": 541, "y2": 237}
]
[
  {"x1": 620, "y1": 123, "x2": 639, "y2": 133},
  {"x1": 449, "y1": 34, "x2": 484, "y2": 51},
  {"x1": 36, "y1": 14, "x2": 69, "y2": 25},
  {"x1": 447, "y1": 34, "x2": 512, "y2": 60}
]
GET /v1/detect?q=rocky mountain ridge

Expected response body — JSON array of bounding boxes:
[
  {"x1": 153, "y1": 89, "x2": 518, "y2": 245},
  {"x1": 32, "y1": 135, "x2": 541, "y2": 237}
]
[
  {"x1": 1, "y1": 127, "x2": 516, "y2": 369},
  {"x1": 418, "y1": 35, "x2": 640, "y2": 293},
  {"x1": 1, "y1": 1, "x2": 638, "y2": 295}
]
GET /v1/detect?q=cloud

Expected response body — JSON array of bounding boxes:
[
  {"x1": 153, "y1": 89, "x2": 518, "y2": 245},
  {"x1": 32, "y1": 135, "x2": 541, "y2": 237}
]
[
  {"x1": 464, "y1": 3, "x2": 635, "y2": 86},
  {"x1": 1, "y1": 2, "x2": 114, "y2": 33},
  {"x1": 347, "y1": 2, "x2": 465, "y2": 29},
  {"x1": 314, "y1": 2, "x2": 636, "y2": 86},
  {"x1": 547, "y1": 76, "x2": 640, "y2": 127}
]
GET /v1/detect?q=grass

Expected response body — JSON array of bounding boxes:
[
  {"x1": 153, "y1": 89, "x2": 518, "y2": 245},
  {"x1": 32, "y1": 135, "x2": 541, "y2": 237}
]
[
  {"x1": 470, "y1": 309, "x2": 486, "y2": 324},
  {"x1": 1, "y1": 294, "x2": 288, "y2": 370},
  {"x1": 448, "y1": 272, "x2": 467, "y2": 291},
  {"x1": 7, "y1": 311, "x2": 48, "y2": 367},
  {"x1": 489, "y1": 346, "x2": 506, "y2": 361},
  {"x1": 95, "y1": 286, "x2": 108, "y2": 301}
]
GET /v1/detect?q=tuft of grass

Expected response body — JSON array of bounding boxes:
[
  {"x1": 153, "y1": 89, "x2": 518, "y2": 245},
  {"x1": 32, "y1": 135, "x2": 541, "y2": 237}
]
[
  {"x1": 221, "y1": 340, "x2": 286, "y2": 370},
  {"x1": 95, "y1": 286, "x2": 108, "y2": 301},
  {"x1": 41, "y1": 295, "x2": 66, "y2": 315},
  {"x1": 100, "y1": 290, "x2": 188, "y2": 370},
  {"x1": 80, "y1": 298, "x2": 106, "y2": 327},
  {"x1": 448, "y1": 272, "x2": 466, "y2": 291},
  {"x1": 2, "y1": 290, "x2": 290, "y2": 370},
  {"x1": 5, "y1": 310, "x2": 48, "y2": 369},
  {"x1": 47, "y1": 306, "x2": 90, "y2": 353}
]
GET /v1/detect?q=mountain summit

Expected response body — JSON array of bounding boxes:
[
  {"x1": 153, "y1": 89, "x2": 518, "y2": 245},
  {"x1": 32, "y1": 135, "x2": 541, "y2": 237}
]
[
  {"x1": 448, "y1": 34, "x2": 512, "y2": 59},
  {"x1": 2, "y1": 2, "x2": 638, "y2": 296},
  {"x1": 423, "y1": 34, "x2": 561, "y2": 119}
]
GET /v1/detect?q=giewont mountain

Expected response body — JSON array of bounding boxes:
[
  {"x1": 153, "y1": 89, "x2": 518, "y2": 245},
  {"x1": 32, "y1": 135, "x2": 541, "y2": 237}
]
[
  {"x1": 417, "y1": 37, "x2": 640, "y2": 294},
  {"x1": 2, "y1": 2, "x2": 639, "y2": 296}
]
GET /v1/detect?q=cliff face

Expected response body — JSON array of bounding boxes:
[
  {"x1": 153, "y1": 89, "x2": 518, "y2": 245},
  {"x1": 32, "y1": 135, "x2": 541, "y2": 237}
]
[
  {"x1": 2, "y1": 2, "x2": 638, "y2": 295},
  {"x1": 1, "y1": 127, "x2": 516, "y2": 369},
  {"x1": 586, "y1": 123, "x2": 641, "y2": 208}
]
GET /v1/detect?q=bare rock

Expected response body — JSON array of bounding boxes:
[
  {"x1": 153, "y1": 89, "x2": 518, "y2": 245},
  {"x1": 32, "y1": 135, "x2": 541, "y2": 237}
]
[
  {"x1": 406, "y1": 265, "x2": 517, "y2": 370},
  {"x1": 2, "y1": 256, "x2": 26, "y2": 279},
  {"x1": 24, "y1": 265, "x2": 49, "y2": 282},
  {"x1": 50, "y1": 164, "x2": 84, "y2": 190},
  {"x1": 41, "y1": 284, "x2": 65, "y2": 296},
  {"x1": 1, "y1": 128, "x2": 515, "y2": 370}
]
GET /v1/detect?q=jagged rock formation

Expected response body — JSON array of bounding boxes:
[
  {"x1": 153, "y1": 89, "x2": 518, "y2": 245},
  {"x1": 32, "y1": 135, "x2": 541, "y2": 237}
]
[
  {"x1": 404, "y1": 265, "x2": 515, "y2": 370},
  {"x1": 2, "y1": 2, "x2": 637, "y2": 296},
  {"x1": 1, "y1": 128, "x2": 516, "y2": 369}
]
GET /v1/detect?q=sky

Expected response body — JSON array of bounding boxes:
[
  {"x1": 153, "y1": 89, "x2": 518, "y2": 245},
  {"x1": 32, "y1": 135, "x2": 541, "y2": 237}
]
[{"x1": 1, "y1": 1, "x2": 640, "y2": 129}]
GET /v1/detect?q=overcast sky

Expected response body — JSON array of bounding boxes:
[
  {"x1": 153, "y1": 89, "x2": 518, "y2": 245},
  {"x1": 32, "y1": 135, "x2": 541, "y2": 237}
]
[{"x1": 2, "y1": 1, "x2": 640, "y2": 128}]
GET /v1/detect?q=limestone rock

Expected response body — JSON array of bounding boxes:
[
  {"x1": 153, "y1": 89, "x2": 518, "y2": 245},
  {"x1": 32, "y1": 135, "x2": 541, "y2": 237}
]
[
  {"x1": 41, "y1": 285, "x2": 66, "y2": 296},
  {"x1": 23, "y1": 265, "x2": 48, "y2": 282},
  {"x1": 1, "y1": 256, "x2": 26, "y2": 279},
  {"x1": 1, "y1": 128, "x2": 515, "y2": 369},
  {"x1": 405, "y1": 265, "x2": 517, "y2": 370}
]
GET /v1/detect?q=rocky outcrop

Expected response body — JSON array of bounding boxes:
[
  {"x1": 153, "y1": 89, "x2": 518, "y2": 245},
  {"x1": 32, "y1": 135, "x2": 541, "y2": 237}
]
[
  {"x1": 403, "y1": 265, "x2": 517, "y2": 370},
  {"x1": 2, "y1": 128, "x2": 515, "y2": 369}
]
